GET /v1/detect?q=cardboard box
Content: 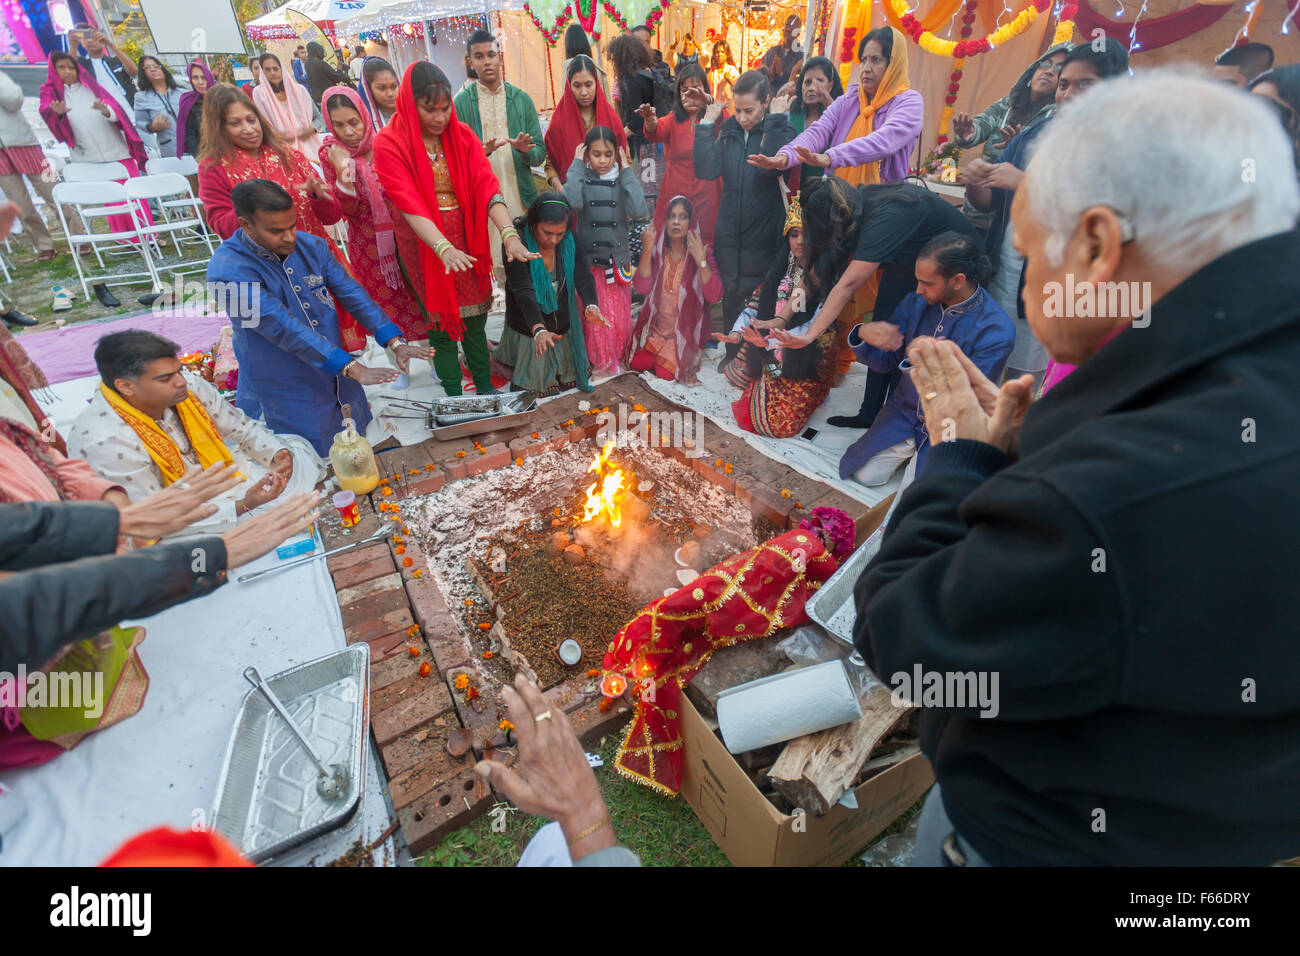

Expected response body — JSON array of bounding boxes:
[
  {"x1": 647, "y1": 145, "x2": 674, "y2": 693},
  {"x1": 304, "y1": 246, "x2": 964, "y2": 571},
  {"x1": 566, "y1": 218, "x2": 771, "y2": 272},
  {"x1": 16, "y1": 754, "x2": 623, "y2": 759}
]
[{"x1": 679, "y1": 693, "x2": 934, "y2": 867}]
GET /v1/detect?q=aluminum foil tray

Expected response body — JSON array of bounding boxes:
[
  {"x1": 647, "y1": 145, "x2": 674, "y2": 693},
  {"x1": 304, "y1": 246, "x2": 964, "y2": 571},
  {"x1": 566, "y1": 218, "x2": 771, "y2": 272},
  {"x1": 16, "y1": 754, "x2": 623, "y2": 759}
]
[
  {"x1": 427, "y1": 390, "x2": 539, "y2": 440},
  {"x1": 804, "y1": 526, "x2": 885, "y2": 646},
  {"x1": 211, "y1": 644, "x2": 369, "y2": 863}
]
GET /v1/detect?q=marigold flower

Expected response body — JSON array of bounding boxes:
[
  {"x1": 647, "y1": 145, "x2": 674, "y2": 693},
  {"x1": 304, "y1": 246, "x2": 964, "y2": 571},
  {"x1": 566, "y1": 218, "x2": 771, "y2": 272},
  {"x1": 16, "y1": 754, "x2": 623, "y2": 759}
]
[
  {"x1": 483, "y1": 651, "x2": 494, "y2": 659},
  {"x1": 418, "y1": 662, "x2": 432, "y2": 677},
  {"x1": 499, "y1": 719, "x2": 514, "y2": 733},
  {"x1": 407, "y1": 624, "x2": 420, "y2": 638},
  {"x1": 392, "y1": 537, "x2": 404, "y2": 547},
  {"x1": 381, "y1": 486, "x2": 393, "y2": 497},
  {"x1": 403, "y1": 557, "x2": 413, "y2": 567},
  {"x1": 781, "y1": 489, "x2": 791, "y2": 498},
  {"x1": 379, "y1": 478, "x2": 390, "y2": 486},
  {"x1": 465, "y1": 685, "x2": 479, "y2": 702},
  {"x1": 478, "y1": 622, "x2": 491, "y2": 631},
  {"x1": 586, "y1": 669, "x2": 600, "y2": 678},
  {"x1": 412, "y1": 569, "x2": 422, "y2": 579},
  {"x1": 456, "y1": 451, "x2": 466, "y2": 458},
  {"x1": 598, "y1": 697, "x2": 613, "y2": 713},
  {"x1": 454, "y1": 674, "x2": 469, "y2": 690},
  {"x1": 463, "y1": 598, "x2": 474, "y2": 606},
  {"x1": 407, "y1": 645, "x2": 420, "y2": 657},
  {"x1": 531, "y1": 432, "x2": 539, "y2": 439},
  {"x1": 394, "y1": 544, "x2": 406, "y2": 555},
  {"x1": 408, "y1": 468, "x2": 420, "y2": 475},
  {"x1": 715, "y1": 458, "x2": 723, "y2": 467},
  {"x1": 401, "y1": 527, "x2": 410, "y2": 534},
  {"x1": 425, "y1": 464, "x2": 436, "y2": 471},
  {"x1": 515, "y1": 457, "x2": 524, "y2": 466},
  {"x1": 724, "y1": 464, "x2": 734, "y2": 474}
]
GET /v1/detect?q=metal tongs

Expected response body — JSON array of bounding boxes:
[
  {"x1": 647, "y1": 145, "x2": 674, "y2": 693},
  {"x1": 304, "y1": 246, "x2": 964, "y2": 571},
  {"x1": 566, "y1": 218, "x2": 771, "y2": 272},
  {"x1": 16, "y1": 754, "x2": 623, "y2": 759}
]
[
  {"x1": 377, "y1": 395, "x2": 434, "y2": 421},
  {"x1": 236, "y1": 524, "x2": 395, "y2": 583}
]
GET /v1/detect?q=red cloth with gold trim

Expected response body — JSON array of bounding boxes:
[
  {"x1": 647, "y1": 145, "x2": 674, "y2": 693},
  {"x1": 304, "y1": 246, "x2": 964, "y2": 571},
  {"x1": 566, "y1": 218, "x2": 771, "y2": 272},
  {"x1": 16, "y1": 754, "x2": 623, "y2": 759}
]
[{"x1": 602, "y1": 527, "x2": 841, "y2": 795}]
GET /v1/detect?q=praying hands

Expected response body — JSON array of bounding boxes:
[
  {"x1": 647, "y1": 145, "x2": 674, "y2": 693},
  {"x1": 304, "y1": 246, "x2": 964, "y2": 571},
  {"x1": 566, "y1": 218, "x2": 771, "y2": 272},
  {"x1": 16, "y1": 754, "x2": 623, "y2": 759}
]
[{"x1": 907, "y1": 337, "x2": 1035, "y2": 457}]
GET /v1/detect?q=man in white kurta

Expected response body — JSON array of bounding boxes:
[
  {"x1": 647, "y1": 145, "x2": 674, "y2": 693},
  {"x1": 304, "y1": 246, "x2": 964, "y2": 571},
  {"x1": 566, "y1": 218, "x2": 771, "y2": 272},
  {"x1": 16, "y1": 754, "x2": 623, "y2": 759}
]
[{"x1": 67, "y1": 353, "x2": 324, "y2": 534}]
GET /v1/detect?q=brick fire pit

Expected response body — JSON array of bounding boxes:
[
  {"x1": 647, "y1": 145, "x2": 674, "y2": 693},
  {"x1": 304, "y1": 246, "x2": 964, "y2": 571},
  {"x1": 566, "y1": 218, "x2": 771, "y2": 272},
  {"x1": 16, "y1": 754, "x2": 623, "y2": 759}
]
[{"x1": 314, "y1": 373, "x2": 884, "y2": 857}]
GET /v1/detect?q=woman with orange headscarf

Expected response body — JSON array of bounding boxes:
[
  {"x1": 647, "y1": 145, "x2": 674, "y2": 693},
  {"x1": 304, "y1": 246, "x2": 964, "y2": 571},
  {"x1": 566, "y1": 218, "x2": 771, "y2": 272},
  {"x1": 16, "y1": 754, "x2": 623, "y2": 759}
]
[
  {"x1": 750, "y1": 25, "x2": 922, "y2": 415},
  {"x1": 372, "y1": 61, "x2": 538, "y2": 396}
]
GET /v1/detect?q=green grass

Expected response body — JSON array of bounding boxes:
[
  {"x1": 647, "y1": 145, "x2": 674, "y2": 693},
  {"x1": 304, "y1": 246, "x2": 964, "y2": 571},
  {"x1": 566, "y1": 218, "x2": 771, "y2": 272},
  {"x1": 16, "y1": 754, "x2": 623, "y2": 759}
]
[{"x1": 416, "y1": 734, "x2": 927, "y2": 867}]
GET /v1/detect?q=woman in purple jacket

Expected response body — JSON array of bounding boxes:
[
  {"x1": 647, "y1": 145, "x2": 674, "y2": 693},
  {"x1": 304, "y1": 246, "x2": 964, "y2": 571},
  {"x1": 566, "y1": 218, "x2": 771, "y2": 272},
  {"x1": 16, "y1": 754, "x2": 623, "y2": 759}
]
[{"x1": 748, "y1": 26, "x2": 921, "y2": 186}]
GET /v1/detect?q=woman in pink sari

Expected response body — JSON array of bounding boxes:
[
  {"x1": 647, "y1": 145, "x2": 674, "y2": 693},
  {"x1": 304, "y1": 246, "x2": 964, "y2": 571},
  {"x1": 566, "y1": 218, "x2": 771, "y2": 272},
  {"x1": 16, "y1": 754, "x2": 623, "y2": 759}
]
[
  {"x1": 628, "y1": 195, "x2": 722, "y2": 383},
  {"x1": 252, "y1": 53, "x2": 321, "y2": 166},
  {"x1": 39, "y1": 52, "x2": 152, "y2": 260}
]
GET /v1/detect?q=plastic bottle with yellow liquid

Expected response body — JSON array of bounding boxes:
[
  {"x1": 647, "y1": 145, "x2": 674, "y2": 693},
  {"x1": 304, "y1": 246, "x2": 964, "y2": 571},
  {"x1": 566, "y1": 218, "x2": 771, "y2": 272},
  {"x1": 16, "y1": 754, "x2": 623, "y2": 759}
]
[{"x1": 329, "y1": 403, "x2": 380, "y2": 496}]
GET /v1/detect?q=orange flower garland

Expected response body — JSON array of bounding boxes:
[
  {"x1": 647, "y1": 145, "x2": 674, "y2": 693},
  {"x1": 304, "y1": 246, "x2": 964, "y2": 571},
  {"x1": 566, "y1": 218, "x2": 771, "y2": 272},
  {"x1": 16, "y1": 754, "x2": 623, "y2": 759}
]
[
  {"x1": 892, "y1": 0, "x2": 1051, "y2": 59},
  {"x1": 1053, "y1": 4, "x2": 1078, "y2": 46}
]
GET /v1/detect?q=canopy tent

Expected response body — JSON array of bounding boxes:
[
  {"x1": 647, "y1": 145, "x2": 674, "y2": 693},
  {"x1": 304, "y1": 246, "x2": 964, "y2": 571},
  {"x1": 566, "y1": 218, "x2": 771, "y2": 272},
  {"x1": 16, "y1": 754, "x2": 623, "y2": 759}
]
[{"x1": 246, "y1": 0, "x2": 342, "y2": 42}]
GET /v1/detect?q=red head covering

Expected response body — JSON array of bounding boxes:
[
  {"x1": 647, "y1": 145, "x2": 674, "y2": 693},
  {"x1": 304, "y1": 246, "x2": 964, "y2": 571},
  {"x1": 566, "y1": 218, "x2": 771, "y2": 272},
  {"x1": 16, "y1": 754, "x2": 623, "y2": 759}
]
[
  {"x1": 175, "y1": 60, "x2": 216, "y2": 158},
  {"x1": 543, "y1": 56, "x2": 627, "y2": 186},
  {"x1": 39, "y1": 54, "x2": 148, "y2": 169},
  {"x1": 372, "y1": 62, "x2": 501, "y2": 341}
]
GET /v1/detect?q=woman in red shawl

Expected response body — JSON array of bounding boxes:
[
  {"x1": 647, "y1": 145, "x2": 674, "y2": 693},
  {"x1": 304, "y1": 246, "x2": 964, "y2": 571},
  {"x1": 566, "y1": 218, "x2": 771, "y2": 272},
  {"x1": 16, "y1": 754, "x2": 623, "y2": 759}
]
[
  {"x1": 319, "y1": 85, "x2": 425, "y2": 342},
  {"x1": 601, "y1": 506, "x2": 857, "y2": 795},
  {"x1": 372, "y1": 61, "x2": 537, "y2": 396},
  {"x1": 197, "y1": 83, "x2": 367, "y2": 352},
  {"x1": 543, "y1": 55, "x2": 627, "y2": 191}
]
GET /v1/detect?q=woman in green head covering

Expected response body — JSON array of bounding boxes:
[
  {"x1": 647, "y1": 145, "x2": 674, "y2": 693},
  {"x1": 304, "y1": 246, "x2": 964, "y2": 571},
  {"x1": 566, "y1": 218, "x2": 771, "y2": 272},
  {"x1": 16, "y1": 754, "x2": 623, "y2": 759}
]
[{"x1": 493, "y1": 193, "x2": 608, "y2": 394}]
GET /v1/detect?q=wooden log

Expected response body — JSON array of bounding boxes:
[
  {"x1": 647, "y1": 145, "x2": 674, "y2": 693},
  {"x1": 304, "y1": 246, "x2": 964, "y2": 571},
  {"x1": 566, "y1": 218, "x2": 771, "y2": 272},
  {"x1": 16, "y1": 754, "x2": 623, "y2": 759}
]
[{"x1": 767, "y1": 686, "x2": 915, "y2": 816}]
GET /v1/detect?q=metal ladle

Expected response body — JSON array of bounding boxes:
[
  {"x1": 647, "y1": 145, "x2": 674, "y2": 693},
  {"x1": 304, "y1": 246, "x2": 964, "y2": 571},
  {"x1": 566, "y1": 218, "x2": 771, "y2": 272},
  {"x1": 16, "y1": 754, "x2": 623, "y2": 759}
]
[{"x1": 243, "y1": 667, "x2": 350, "y2": 802}]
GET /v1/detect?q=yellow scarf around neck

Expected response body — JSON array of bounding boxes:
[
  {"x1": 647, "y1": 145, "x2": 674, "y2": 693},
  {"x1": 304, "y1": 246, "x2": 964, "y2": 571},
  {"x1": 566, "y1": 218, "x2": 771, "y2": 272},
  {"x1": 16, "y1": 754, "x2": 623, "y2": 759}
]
[
  {"x1": 99, "y1": 382, "x2": 234, "y2": 485},
  {"x1": 837, "y1": 26, "x2": 912, "y2": 188}
]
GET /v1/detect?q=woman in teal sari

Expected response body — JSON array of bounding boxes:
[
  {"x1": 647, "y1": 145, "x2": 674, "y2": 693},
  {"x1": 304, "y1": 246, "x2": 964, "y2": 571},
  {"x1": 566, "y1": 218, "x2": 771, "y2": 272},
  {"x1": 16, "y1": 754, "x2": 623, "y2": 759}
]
[{"x1": 494, "y1": 193, "x2": 607, "y2": 394}]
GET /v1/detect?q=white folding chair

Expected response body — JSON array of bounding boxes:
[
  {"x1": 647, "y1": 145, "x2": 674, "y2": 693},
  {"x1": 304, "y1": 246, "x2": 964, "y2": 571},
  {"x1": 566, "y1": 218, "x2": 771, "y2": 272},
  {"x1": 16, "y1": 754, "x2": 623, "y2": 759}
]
[
  {"x1": 51, "y1": 180, "x2": 159, "y2": 300},
  {"x1": 137, "y1": 163, "x2": 208, "y2": 245},
  {"x1": 124, "y1": 173, "x2": 214, "y2": 278},
  {"x1": 63, "y1": 161, "x2": 131, "y2": 183}
]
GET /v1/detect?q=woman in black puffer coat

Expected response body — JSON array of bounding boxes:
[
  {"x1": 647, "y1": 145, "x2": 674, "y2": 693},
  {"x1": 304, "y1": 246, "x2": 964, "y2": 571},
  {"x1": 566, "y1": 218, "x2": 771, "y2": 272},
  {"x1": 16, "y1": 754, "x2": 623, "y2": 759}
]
[{"x1": 693, "y1": 69, "x2": 794, "y2": 328}]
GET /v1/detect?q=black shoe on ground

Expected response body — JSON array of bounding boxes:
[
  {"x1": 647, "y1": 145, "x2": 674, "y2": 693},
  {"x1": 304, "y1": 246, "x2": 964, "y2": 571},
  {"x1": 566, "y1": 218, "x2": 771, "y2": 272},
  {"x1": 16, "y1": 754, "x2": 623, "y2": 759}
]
[
  {"x1": 92, "y1": 283, "x2": 121, "y2": 308},
  {"x1": 2, "y1": 309, "x2": 38, "y2": 329},
  {"x1": 827, "y1": 414, "x2": 873, "y2": 429}
]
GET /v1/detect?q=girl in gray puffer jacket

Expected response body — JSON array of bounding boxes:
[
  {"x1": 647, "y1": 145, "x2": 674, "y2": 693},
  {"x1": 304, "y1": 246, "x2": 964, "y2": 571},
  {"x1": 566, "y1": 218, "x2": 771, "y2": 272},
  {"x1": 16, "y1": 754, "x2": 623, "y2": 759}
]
[{"x1": 562, "y1": 125, "x2": 648, "y2": 375}]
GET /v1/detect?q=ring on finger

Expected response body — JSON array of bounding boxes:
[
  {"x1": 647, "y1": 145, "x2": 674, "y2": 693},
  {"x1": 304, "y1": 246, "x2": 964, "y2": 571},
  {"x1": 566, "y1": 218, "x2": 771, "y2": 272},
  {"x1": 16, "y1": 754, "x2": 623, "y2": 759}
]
[{"x1": 535, "y1": 710, "x2": 553, "y2": 723}]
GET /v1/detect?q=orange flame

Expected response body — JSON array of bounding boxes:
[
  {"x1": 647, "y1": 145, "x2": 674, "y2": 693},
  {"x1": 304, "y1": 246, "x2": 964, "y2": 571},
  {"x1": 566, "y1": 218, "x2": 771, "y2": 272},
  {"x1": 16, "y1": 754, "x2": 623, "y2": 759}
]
[{"x1": 583, "y1": 441, "x2": 625, "y2": 527}]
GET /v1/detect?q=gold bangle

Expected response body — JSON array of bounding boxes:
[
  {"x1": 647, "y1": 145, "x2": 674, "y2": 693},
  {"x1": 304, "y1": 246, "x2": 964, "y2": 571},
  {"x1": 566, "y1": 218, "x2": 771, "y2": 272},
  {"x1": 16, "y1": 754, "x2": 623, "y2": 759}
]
[{"x1": 567, "y1": 816, "x2": 611, "y2": 845}]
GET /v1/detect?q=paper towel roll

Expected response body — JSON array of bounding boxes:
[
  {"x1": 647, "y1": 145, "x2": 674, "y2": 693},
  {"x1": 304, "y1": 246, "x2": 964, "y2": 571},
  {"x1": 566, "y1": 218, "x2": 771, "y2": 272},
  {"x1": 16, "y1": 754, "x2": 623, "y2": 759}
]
[{"x1": 716, "y1": 660, "x2": 863, "y2": 755}]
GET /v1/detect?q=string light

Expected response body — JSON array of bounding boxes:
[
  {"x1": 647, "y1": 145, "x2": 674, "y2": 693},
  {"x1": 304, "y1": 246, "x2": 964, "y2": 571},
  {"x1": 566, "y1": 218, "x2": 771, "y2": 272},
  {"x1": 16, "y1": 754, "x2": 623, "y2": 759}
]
[
  {"x1": 1127, "y1": 0, "x2": 1148, "y2": 52},
  {"x1": 1230, "y1": 0, "x2": 1258, "y2": 47},
  {"x1": 1278, "y1": 0, "x2": 1297, "y2": 35},
  {"x1": 998, "y1": 1, "x2": 1013, "y2": 28}
]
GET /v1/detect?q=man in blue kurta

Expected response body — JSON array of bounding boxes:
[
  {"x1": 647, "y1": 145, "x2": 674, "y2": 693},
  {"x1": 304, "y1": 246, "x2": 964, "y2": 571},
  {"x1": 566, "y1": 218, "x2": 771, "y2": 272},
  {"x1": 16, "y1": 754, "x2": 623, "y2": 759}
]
[
  {"x1": 206, "y1": 178, "x2": 433, "y2": 457},
  {"x1": 840, "y1": 231, "x2": 1015, "y2": 486}
]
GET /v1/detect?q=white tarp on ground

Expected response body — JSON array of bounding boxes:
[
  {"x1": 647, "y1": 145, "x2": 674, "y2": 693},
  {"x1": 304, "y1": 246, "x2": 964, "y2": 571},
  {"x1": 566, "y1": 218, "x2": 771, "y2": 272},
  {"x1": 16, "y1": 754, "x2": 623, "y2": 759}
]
[
  {"x1": 0, "y1": 514, "x2": 397, "y2": 867},
  {"x1": 0, "y1": 374, "x2": 399, "y2": 867}
]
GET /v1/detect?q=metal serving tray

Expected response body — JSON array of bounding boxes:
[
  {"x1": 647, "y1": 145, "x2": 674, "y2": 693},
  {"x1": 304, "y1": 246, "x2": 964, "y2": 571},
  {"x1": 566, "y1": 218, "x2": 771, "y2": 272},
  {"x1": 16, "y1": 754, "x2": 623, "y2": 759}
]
[
  {"x1": 211, "y1": 644, "x2": 369, "y2": 863},
  {"x1": 427, "y1": 389, "x2": 539, "y2": 440},
  {"x1": 804, "y1": 526, "x2": 885, "y2": 646}
]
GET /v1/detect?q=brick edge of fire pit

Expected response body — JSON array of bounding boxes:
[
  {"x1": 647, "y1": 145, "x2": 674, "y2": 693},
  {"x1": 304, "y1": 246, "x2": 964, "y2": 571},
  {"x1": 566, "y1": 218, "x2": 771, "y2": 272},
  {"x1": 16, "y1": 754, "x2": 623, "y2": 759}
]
[{"x1": 319, "y1": 373, "x2": 885, "y2": 857}]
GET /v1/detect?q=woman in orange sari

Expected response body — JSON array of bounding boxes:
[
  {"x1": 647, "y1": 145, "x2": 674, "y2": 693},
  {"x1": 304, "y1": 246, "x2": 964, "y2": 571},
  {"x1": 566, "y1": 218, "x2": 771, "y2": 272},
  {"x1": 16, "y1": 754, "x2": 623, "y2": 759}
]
[{"x1": 197, "y1": 84, "x2": 366, "y2": 353}]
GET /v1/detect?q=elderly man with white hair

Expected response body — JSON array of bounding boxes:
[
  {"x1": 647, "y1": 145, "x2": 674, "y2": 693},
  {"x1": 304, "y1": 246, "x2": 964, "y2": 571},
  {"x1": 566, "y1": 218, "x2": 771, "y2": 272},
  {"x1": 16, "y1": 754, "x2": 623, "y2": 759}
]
[{"x1": 852, "y1": 69, "x2": 1300, "y2": 866}]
